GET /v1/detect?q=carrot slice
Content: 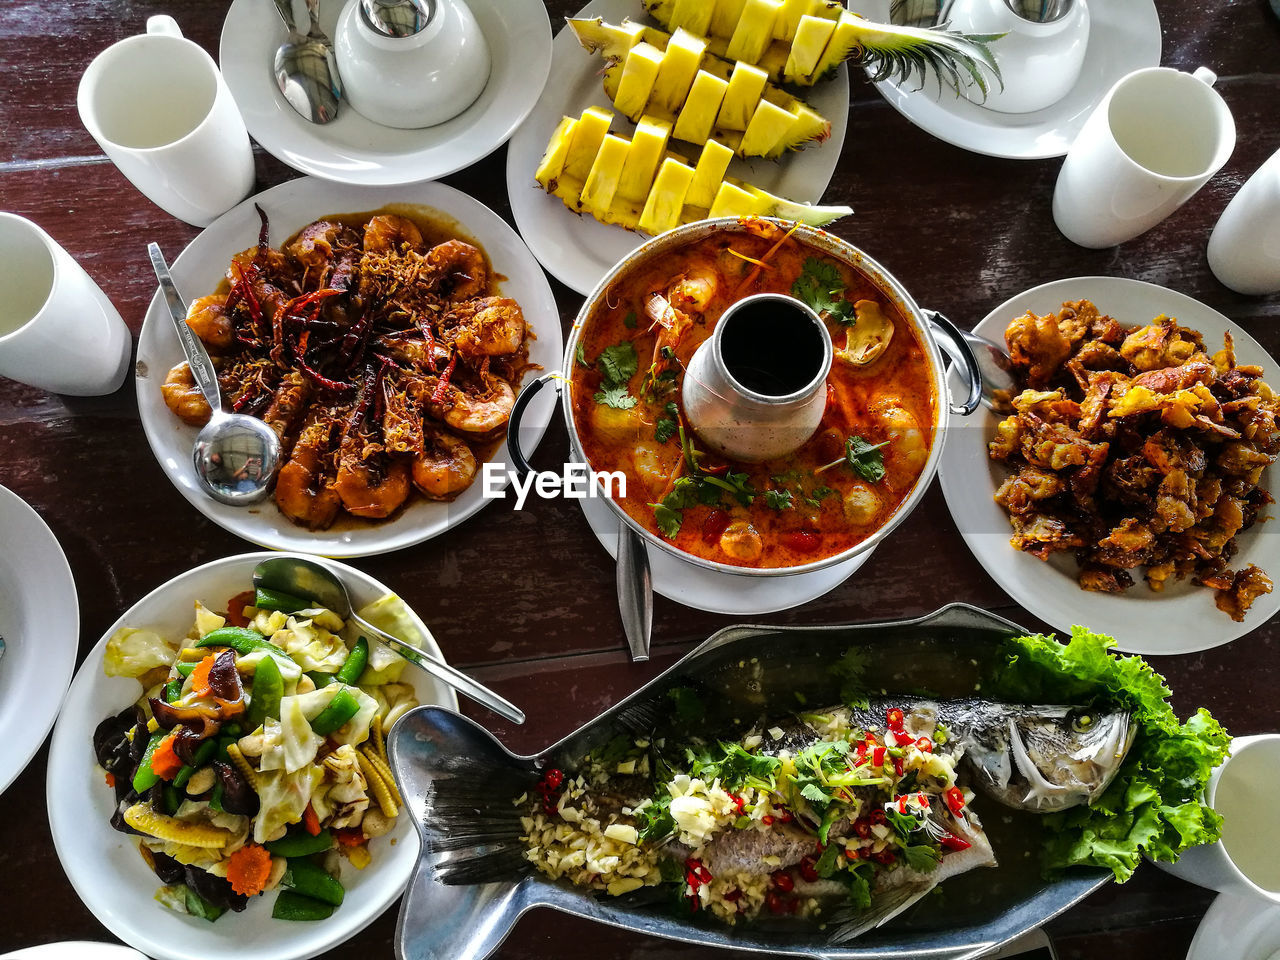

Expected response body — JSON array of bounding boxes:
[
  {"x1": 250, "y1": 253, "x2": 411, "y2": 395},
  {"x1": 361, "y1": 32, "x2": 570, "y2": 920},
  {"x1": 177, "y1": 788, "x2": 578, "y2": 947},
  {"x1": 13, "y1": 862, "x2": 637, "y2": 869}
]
[
  {"x1": 302, "y1": 802, "x2": 321, "y2": 837},
  {"x1": 189, "y1": 654, "x2": 219, "y2": 698},
  {"x1": 226, "y1": 843, "x2": 273, "y2": 897},
  {"x1": 332, "y1": 827, "x2": 366, "y2": 848},
  {"x1": 150, "y1": 734, "x2": 184, "y2": 781}
]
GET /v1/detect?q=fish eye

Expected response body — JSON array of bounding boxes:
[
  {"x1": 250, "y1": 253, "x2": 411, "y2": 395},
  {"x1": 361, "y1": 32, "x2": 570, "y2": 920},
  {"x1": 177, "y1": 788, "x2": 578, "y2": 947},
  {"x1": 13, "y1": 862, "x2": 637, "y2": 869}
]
[{"x1": 1071, "y1": 713, "x2": 1095, "y2": 733}]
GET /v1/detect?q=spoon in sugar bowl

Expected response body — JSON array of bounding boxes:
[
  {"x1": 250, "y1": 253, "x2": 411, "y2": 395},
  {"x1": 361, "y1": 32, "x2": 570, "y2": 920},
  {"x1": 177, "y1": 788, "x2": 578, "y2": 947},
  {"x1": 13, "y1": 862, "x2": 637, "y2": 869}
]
[{"x1": 148, "y1": 243, "x2": 282, "y2": 506}]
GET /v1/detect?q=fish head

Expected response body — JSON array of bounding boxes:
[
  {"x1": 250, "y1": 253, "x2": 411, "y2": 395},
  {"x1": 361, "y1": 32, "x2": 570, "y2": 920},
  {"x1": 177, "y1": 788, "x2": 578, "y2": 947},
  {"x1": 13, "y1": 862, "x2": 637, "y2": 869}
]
[{"x1": 963, "y1": 705, "x2": 1134, "y2": 812}]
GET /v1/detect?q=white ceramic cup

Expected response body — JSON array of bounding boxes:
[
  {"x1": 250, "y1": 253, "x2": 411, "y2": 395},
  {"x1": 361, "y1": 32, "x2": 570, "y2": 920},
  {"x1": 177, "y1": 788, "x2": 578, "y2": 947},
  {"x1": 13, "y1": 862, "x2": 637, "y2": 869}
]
[
  {"x1": 1155, "y1": 734, "x2": 1280, "y2": 904},
  {"x1": 948, "y1": 0, "x2": 1090, "y2": 114},
  {"x1": 0, "y1": 214, "x2": 131, "y2": 396},
  {"x1": 1208, "y1": 147, "x2": 1280, "y2": 295},
  {"x1": 77, "y1": 15, "x2": 255, "y2": 227},
  {"x1": 1052, "y1": 66, "x2": 1236, "y2": 249}
]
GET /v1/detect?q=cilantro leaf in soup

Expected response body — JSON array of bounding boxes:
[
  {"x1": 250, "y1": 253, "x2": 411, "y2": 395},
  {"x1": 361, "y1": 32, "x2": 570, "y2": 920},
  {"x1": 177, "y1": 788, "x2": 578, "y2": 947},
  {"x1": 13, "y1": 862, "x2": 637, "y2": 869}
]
[
  {"x1": 793, "y1": 257, "x2": 857, "y2": 325},
  {"x1": 574, "y1": 342, "x2": 588, "y2": 367},
  {"x1": 623, "y1": 311, "x2": 638, "y2": 330},
  {"x1": 764, "y1": 488, "x2": 794, "y2": 510},
  {"x1": 652, "y1": 502, "x2": 682, "y2": 539},
  {"x1": 655, "y1": 402, "x2": 680, "y2": 443},
  {"x1": 597, "y1": 342, "x2": 638, "y2": 386},
  {"x1": 846, "y1": 436, "x2": 888, "y2": 483},
  {"x1": 594, "y1": 384, "x2": 637, "y2": 409}
]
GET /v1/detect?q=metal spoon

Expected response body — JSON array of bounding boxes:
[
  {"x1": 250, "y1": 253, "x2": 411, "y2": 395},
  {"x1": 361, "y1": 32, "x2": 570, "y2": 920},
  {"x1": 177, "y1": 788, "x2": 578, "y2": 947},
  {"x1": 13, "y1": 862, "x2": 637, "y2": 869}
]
[
  {"x1": 272, "y1": 0, "x2": 342, "y2": 124},
  {"x1": 148, "y1": 244, "x2": 282, "y2": 506},
  {"x1": 616, "y1": 524, "x2": 652, "y2": 662},
  {"x1": 923, "y1": 309, "x2": 1017, "y2": 411},
  {"x1": 253, "y1": 556, "x2": 526, "y2": 724}
]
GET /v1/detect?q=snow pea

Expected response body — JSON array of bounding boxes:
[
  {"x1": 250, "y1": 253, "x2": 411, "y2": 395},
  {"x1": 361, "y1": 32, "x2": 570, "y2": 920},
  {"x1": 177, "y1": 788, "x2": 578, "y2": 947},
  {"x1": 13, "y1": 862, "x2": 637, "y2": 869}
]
[
  {"x1": 245, "y1": 653, "x2": 283, "y2": 730},
  {"x1": 265, "y1": 828, "x2": 332, "y2": 858},
  {"x1": 335, "y1": 637, "x2": 368, "y2": 686},
  {"x1": 254, "y1": 586, "x2": 312, "y2": 614},
  {"x1": 132, "y1": 730, "x2": 168, "y2": 793},
  {"x1": 195, "y1": 627, "x2": 280, "y2": 657},
  {"x1": 282, "y1": 858, "x2": 345, "y2": 906},
  {"x1": 272, "y1": 890, "x2": 334, "y2": 921},
  {"x1": 309, "y1": 689, "x2": 359, "y2": 736}
]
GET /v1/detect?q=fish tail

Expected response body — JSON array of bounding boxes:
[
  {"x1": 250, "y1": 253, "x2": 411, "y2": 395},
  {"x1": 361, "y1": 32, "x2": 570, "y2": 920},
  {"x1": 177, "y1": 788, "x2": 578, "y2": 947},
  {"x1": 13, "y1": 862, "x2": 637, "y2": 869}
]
[
  {"x1": 826, "y1": 881, "x2": 936, "y2": 944},
  {"x1": 388, "y1": 706, "x2": 539, "y2": 886}
]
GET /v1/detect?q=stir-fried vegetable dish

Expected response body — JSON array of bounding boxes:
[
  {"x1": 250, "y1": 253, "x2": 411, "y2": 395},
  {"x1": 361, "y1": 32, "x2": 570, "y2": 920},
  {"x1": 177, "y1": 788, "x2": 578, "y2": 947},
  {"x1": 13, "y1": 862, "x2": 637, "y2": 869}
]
[{"x1": 94, "y1": 584, "x2": 420, "y2": 922}]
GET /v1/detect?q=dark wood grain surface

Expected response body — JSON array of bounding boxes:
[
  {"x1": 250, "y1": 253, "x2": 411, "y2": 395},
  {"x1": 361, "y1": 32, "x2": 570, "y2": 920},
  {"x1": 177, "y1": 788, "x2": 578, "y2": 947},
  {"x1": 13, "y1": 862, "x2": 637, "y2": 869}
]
[{"x1": 3, "y1": 0, "x2": 1280, "y2": 957}]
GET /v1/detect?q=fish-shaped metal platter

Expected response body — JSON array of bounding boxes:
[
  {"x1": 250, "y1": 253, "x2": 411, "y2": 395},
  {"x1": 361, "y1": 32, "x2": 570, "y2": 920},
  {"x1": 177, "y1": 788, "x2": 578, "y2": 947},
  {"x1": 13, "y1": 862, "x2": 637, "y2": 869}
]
[{"x1": 390, "y1": 604, "x2": 1111, "y2": 960}]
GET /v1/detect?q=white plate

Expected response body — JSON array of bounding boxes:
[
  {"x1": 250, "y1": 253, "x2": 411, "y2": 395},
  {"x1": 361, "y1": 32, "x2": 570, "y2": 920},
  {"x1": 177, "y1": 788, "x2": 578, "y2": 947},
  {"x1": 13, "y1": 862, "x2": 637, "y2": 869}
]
[
  {"x1": 2, "y1": 945, "x2": 147, "y2": 960},
  {"x1": 0, "y1": 485, "x2": 78, "y2": 795},
  {"x1": 938, "y1": 276, "x2": 1280, "y2": 655},
  {"x1": 507, "y1": 0, "x2": 851, "y2": 295},
  {"x1": 578, "y1": 484, "x2": 872, "y2": 615},
  {"x1": 1188, "y1": 893, "x2": 1280, "y2": 960},
  {"x1": 46, "y1": 553, "x2": 457, "y2": 960},
  {"x1": 861, "y1": 0, "x2": 1160, "y2": 159},
  {"x1": 219, "y1": 0, "x2": 551, "y2": 185},
  {"x1": 135, "y1": 176, "x2": 562, "y2": 557}
]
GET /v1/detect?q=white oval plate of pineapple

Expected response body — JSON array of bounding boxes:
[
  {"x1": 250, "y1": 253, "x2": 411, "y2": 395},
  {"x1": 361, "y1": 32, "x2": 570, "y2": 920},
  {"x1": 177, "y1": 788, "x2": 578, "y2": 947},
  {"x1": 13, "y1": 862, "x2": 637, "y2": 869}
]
[{"x1": 507, "y1": 0, "x2": 852, "y2": 295}]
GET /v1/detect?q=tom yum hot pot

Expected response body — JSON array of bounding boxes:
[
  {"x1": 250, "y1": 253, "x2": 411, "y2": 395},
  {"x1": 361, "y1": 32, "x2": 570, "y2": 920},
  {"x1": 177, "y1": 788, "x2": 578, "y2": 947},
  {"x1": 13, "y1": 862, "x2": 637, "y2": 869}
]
[{"x1": 507, "y1": 218, "x2": 982, "y2": 576}]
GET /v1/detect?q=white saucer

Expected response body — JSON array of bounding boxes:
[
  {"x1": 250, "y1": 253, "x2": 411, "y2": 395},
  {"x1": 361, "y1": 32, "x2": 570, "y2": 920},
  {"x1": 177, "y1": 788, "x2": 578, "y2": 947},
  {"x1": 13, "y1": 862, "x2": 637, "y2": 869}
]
[
  {"x1": 578, "y1": 484, "x2": 871, "y2": 615},
  {"x1": 938, "y1": 276, "x2": 1280, "y2": 655},
  {"x1": 1188, "y1": 893, "x2": 1280, "y2": 960},
  {"x1": 1, "y1": 946, "x2": 147, "y2": 960},
  {"x1": 507, "y1": 0, "x2": 851, "y2": 295},
  {"x1": 220, "y1": 0, "x2": 551, "y2": 185},
  {"x1": 859, "y1": 0, "x2": 1160, "y2": 159}
]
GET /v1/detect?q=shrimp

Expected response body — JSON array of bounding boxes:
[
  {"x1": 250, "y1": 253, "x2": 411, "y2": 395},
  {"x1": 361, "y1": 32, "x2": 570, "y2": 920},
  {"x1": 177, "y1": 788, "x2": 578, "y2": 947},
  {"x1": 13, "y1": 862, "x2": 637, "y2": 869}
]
[
  {"x1": 285, "y1": 220, "x2": 347, "y2": 268},
  {"x1": 871, "y1": 398, "x2": 929, "y2": 485},
  {"x1": 668, "y1": 260, "x2": 720, "y2": 314},
  {"x1": 185, "y1": 294, "x2": 233, "y2": 352},
  {"x1": 412, "y1": 430, "x2": 478, "y2": 499},
  {"x1": 334, "y1": 424, "x2": 412, "y2": 519},
  {"x1": 363, "y1": 214, "x2": 424, "y2": 255},
  {"x1": 427, "y1": 239, "x2": 488, "y2": 300},
  {"x1": 162, "y1": 362, "x2": 212, "y2": 427},
  {"x1": 451, "y1": 297, "x2": 525, "y2": 358},
  {"x1": 376, "y1": 330, "x2": 450, "y2": 374},
  {"x1": 275, "y1": 416, "x2": 342, "y2": 530},
  {"x1": 431, "y1": 375, "x2": 516, "y2": 434},
  {"x1": 382, "y1": 374, "x2": 425, "y2": 456},
  {"x1": 643, "y1": 260, "x2": 720, "y2": 374},
  {"x1": 260, "y1": 372, "x2": 311, "y2": 448}
]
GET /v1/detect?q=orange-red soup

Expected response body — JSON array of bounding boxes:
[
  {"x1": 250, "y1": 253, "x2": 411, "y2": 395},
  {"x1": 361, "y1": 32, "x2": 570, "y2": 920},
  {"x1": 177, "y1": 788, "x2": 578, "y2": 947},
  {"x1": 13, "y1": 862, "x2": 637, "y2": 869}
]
[{"x1": 569, "y1": 226, "x2": 936, "y2": 569}]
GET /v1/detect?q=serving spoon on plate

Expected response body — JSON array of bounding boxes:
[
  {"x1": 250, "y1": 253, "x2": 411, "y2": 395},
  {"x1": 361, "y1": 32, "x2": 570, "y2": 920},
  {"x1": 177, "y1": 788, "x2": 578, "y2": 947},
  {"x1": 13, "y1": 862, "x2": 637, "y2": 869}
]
[
  {"x1": 254, "y1": 556, "x2": 526, "y2": 724},
  {"x1": 148, "y1": 243, "x2": 282, "y2": 506},
  {"x1": 272, "y1": 0, "x2": 343, "y2": 123}
]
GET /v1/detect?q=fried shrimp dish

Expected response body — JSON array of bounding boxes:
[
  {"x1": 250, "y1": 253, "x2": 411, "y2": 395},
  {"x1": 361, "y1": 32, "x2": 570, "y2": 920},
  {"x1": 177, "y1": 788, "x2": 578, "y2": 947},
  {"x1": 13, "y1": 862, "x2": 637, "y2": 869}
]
[
  {"x1": 989, "y1": 299, "x2": 1279, "y2": 620},
  {"x1": 161, "y1": 207, "x2": 532, "y2": 529}
]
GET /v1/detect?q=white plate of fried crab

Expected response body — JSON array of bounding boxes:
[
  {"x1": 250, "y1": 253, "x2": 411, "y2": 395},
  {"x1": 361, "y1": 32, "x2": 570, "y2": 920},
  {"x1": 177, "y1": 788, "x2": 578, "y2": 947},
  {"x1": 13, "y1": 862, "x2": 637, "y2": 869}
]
[{"x1": 134, "y1": 176, "x2": 563, "y2": 558}]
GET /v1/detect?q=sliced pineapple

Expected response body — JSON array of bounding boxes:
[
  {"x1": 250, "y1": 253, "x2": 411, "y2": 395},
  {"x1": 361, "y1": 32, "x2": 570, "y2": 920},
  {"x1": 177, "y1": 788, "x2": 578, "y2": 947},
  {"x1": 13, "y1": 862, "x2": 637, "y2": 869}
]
[
  {"x1": 786, "y1": 15, "x2": 838, "y2": 80},
  {"x1": 739, "y1": 99, "x2": 799, "y2": 159},
  {"x1": 569, "y1": 18, "x2": 830, "y2": 158},
  {"x1": 651, "y1": 28, "x2": 706, "y2": 114},
  {"x1": 615, "y1": 43, "x2": 665, "y2": 121},
  {"x1": 639, "y1": 157, "x2": 696, "y2": 235},
  {"x1": 564, "y1": 106, "x2": 614, "y2": 183},
  {"x1": 709, "y1": 0, "x2": 749, "y2": 40},
  {"x1": 535, "y1": 108, "x2": 851, "y2": 235},
  {"x1": 534, "y1": 116, "x2": 576, "y2": 190},
  {"x1": 726, "y1": 0, "x2": 783, "y2": 64},
  {"x1": 673, "y1": 71, "x2": 729, "y2": 146},
  {"x1": 666, "y1": 0, "x2": 714, "y2": 37}
]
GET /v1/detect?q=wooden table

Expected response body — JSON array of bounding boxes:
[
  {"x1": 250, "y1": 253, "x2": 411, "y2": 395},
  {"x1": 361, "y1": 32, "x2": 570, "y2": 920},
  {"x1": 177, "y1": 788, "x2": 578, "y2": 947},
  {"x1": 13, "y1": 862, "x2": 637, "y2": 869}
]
[{"x1": 2, "y1": 1, "x2": 1279, "y2": 957}]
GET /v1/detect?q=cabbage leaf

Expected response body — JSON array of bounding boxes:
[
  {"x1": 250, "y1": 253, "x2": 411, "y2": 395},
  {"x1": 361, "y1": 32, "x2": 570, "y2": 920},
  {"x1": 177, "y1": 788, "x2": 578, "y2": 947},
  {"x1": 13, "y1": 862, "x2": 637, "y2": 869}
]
[{"x1": 103, "y1": 627, "x2": 176, "y2": 678}]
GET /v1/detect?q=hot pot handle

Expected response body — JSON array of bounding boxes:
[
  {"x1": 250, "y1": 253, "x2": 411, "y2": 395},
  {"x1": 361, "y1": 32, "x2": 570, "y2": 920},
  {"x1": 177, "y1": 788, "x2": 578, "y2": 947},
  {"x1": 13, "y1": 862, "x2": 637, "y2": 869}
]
[
  {"x1": 506, "y1": 372, "x2": 561, "y2": 480},
  {"x1": 923, "y1": 309, "x2": 983, "y2": 417}
]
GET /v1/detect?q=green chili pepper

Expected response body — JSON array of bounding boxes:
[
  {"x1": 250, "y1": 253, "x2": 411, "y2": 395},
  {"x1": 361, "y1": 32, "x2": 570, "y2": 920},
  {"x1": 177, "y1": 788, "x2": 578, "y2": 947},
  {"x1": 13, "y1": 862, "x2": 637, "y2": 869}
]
[
  {"x1": 195, "y1": 626, "x2": 280, "y2": 656},
  {"x1": 335, "y1": 638, "x2": 368, "y2": 686},
  {"x1": 265, "y1": 828, "x2": 332, "y2": 858},
  {"x1": 245, "y1": 654, "x2": 283, "y2": 730},
  {"x1": 254, "y1": 586, "x2": 312, "y2": 614},
  {"x1": 173, "y1": 739, "x2": 218, "y2": 791},
  {"x1": 272, "y1": 890, "x2": 335, "y2": 921},
  {"x1": 174, "y1": 661, "x2": 198, "y2": 678},
  {"x1": 306, "y1": 671, "x2": 337, "y2": 689},
  {"x1": 163, "y1": 679, "x2": 182, "y2": 703},
  {"x1": 309, "y1": 689, "x2": 359, "y2": 736},
  {"x1": 282, "y1": 858, "x2": 345, "y2": 906},
  {"x1": 132, "y1": 730, "x2": 168, "y2": 793}
]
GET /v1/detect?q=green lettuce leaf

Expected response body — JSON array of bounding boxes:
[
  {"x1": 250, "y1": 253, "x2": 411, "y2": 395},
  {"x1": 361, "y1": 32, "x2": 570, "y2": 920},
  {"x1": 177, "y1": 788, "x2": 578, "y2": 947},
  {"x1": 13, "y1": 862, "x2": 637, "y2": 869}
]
[{"x1": 991, "y1": 627, "x2": 1230, "y2": 883}]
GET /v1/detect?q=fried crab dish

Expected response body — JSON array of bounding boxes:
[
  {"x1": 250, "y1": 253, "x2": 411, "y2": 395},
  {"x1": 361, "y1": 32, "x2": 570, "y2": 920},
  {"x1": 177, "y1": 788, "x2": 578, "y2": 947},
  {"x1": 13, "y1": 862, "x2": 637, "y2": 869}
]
[
  {"x1": 989, "y1": 299, "x2": 1279, "y2": 620},
  {"x1": 161, "y1": 208, "x2": 533, "y2": 529}
]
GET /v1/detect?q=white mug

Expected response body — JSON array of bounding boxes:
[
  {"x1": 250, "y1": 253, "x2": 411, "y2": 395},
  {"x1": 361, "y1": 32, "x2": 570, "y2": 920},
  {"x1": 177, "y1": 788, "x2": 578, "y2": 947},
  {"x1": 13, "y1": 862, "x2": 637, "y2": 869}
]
[
  {"x1": 1154, "y1": 734, "x2": 1280, "y2": 904},
  {"x1": 77, "y1": 16, "x2": 254, "y2": 227},
  {"x1": 948, "y1": 0, "x2": 1090, "y2": 114},
  {"x1": 0, "y1": 214, "x2": 132, "y2": 396},
  {"x1": 1052, "y1": 66, "x2": 1236, "y2": 249},
  {"x1": 1207, "y1": 147, "x2": 1280, "y2": 295}
]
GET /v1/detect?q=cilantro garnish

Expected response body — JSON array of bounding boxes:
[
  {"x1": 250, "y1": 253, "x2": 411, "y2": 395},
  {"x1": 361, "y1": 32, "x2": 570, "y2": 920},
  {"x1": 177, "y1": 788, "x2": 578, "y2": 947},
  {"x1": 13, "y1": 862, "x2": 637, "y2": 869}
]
[
  {"x1": 593, "y1": 341, "x2": 639, "y2": 409},
  {"x1": 792, "y1": 257, "x2": 857, "y2": 325},
  {"x1": 830, "y1": 647, "x2": 872, "y2": 711},
  {"x1": 648, "y1": 425, "x2": 756, "y2": 538},
  {"x1": 655, "y1": 402, "x2": 679, "y2": 443},
  {"x1": 818, "y1": 435, "x2": 888, "y2": 483},
  {"x1": 623, "y1": 311, "x2": 638, "y2": 329},
  {"x1": 902, "y1": 844, "x2": 942, "y2": 874},
  {"x1": 764, "y1": 488, "x2": 794, "y2": 511}
]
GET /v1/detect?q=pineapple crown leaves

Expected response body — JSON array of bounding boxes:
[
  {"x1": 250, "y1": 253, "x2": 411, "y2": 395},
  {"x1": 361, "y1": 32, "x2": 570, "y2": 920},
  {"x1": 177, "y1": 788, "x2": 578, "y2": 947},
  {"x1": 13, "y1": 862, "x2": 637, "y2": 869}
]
[{"x1": 843, "y1": 17, "x2": 1005, "y2": 101}]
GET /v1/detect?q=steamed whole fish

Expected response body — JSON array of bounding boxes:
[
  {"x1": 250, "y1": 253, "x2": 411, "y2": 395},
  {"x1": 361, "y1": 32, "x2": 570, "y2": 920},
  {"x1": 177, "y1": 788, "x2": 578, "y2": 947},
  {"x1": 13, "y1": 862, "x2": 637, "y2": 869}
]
[{"x1": 505, "y1": 696, "x2": 1132, "y2": 935}]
